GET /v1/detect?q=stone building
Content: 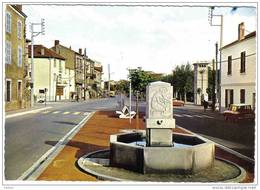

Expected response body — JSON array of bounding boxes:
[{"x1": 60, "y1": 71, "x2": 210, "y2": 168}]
[
  {"x1": 75, "y1": 49, "x2": 85, "y2": 100},
  {"x1": 220, "y1": 23, "x2": 256, "y2": 112},
  {"x1": 51, "y1": 40, "x2": 76, "y2": 100},
  {"x1": 5, "y1": 5, "x2": 29, "y2": 111},
  {"x1": 193, "y1": 61, "x2": 210, "y2": 105},
  {"x1": 93, "y1": 61, "x2": 103, "y2": 97}
]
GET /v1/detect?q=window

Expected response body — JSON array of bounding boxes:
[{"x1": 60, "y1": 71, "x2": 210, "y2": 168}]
[
  {"x1": 240, "y1": 51, "x2": 246, "y2": 73},
  {"x1": 17, "y1": 80, "x2": 22, "y2": 100},
  {"x1": 18, "y1": 46, "x2": 22, "y2": 67},
  {"x1": 227, "y1": 56, "x2": 232, "y2": 75},
  {"x1": 5, "y1": 41, "x2": 11, "y2": 64},
  {"x1": 6, "y1": 12, "x2": 11, "y2": 33},
  {"x1": 59, "y1": 60, "x2": 62, "y2": 73},
  {"x1": 54, "y1": 59, "x2": 56, "y2": 67},
  {"x1": 6, "y1": 79, "x2": 12, "y2": 102},
  {"x1": 240, "y1": 89, "x2": 245, "y2": 104},
  {"x1": 17, "y1": 20, "x2": 22, "y2": 39}
]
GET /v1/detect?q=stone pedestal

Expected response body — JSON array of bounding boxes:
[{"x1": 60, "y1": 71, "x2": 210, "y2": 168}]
[{"x1": 145, "y1": 81, "x2": 175, "y2": 147}]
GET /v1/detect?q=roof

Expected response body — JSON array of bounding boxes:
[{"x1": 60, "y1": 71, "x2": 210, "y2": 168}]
[
  {"x1": 51, "y1": 44, "x2": 78, "y2": 55},
  {"x1": 221, "y1": 31, "x2": 256, "y2": 50},
  {"x1": 28, "y1": 45, "x2": 66, "y2": 60},
  {"x1": 94, "y1": 66, "x2": 103, "y2": 72},
  {"x1": 10, "y1": 5, "x2": 27, "y2": 18}
]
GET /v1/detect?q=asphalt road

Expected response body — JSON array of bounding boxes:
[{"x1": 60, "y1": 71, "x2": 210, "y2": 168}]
[
  {"x1": 4, "y1": 97, "x2": 118, "y2": 180},
  {"x1": 173, "y1": 107, "x2": 255, "y2": 159}
]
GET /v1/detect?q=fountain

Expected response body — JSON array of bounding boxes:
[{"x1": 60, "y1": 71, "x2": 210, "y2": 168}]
[{"x1": 77, "y1": 82, "x2": 246, "y2": 182}]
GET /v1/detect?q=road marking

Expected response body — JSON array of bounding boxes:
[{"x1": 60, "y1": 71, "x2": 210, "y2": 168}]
[
  {"x1": 42, "y1": 110, "x2": 51, "y2": 114},
  {"x1": 174, "y1": 114, "x2": 182, "y2": 117},
  {"x1": 194, "y1": 115, "x2": 203, "y2": 118},
  {"x1": 73, "y1": 112, "x2": 81, "y2": 115},
  {"x1": 84, "y1": 112, "x2": 90, "y2": 115},
  {"x1": 52, "y1": 111, "x2": 60, "y2": 114},
  {"x1": 5, "y1": 107, "x2": 52, "y2": 119},
  {"x1": 63, "y1": 112, "x2": 70, "y2": 115},
  {"x1": 183, "y1": 114, "x2": 193, "y2": 118},
  {"x1": 202, "y1": 115, "x2": 214, "y2": 119}
]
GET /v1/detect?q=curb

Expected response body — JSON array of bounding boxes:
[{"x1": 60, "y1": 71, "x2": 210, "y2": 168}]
[
  {"x1": 177, "y1": 126, "x2": 255, "y2": 163},
  {"x1": 17, "y1": 111, "x2": 95, "y2": 181},
  {"x1": 5, "y1": 107, "x2": 53, "y2": 119}
]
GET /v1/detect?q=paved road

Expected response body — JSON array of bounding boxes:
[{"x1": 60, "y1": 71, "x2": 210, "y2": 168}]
[
  {"x1": 173, "y1": 107, "x2": 255, "y2": 159},
  {"x1": 4, "y1": 98, "x2": 118, "y2": 180}
]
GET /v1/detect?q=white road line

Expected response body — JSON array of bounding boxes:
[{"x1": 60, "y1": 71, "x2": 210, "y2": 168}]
[
  {"x1": 73, "y1": 112, "x2": 81, "y2": 115},
  {"x1": 202, "y1": 115, "x2": 214, "y2": 119},
  {"x1": 183, "y1": 114, "x2": 193, "y2": 118},
  {"x1": 52, "y1": 111, "x2": 60, "y2": 114},
  {"x1": 5, "y1": 107, "x2": 52, "y2": 119},
  {"x1": 63, "y1": 112, "x2": 70, "y2": 115},
  {"x1": 83, "y1": 112, "x2": 90, "y2": 115},
  {"x1": 42, "y1": 110, "x2": 51, "y2": 114},
  {"x1": 174, "y1": 114, "x2": 182, "y2": 117},
  {"x1": 194, "y1": 115, "x2": 203, "y2": 118}
]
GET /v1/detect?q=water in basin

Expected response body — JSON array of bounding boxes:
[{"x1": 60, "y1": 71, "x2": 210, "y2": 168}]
[{"x1": 129, "y1": 141, "x2": 193, "y2": 148}]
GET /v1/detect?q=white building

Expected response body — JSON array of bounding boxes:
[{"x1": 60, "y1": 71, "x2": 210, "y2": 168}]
[
  {"x1": 220, "y1": 23, "x2": 256, "y2": 112},
  {"x1": 193, "y1": 61, "x2": 210, "y2": 105},
  {"x1": 29, "y1": 45, "x2": 71, "y2": 102}
]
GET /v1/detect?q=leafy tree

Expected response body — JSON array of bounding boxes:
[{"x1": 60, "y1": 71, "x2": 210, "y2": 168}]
[
  {"x1": 115, "y1": 80, "x2": 129, "y2": 94},
  {"x1": 129, "y1": 67, "x2": 153, "y2": 121},
  {"x1": 172, "y1": 63, "x2": 194, "y2": 101}
]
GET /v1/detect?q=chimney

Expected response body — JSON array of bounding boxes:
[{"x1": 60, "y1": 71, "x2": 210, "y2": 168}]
[
  {"x1": 238, "y1": 22, "x2": 245, "y2": 41},
  {"x1": 15, "y1": 5, "x2": 22, "y2": 11},
  {"x1": 79, "y1": 48, "x2": 82, "y2": 55},
  {"x1": 55, "y1": 40, "x2": 59, "y2": 46},
  {"x1": 41, "y1": 48, "x2": 45, "y2": 55}
]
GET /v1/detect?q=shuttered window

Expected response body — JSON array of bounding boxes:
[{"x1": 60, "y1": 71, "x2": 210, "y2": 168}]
[
  {"x1": 18, "y1": 46, "x2": 22, "y2": 67},
  {"x1": 240, "y1": 51, "x2": 246, "y2": 73},
  {"x1": 5, "y1": 41, "x2": 11, "y2": 64},
  {"x1": 240, "y1": 89, "x2": 245, "y2": 104},
  {"x1": 227, "y1": 56, "x2": 232, "y2": 75},
  {"x1": 6, "y1": 12, "x2": 11, "y2": 33}
]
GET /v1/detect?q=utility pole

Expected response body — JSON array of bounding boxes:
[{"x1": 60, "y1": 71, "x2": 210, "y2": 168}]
[
  {"x1": 208, "y1": 7, "x2": 223, "y2": 112},
  {"x1": 212, "y1": 59, "x2": 216, "y2": 111},
  {"x1": 84, "y1": 48, "x2": 87, "y2": 100},
  {"x1": 30, "y1": 18, "x2": 45, "y2": 107},
  {"x1": 108, "y1": 64, "x2": 110, "y2": 96}
]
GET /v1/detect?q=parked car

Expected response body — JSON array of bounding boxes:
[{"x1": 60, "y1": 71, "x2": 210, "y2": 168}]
[
  {"x1": 223, "y1": 104, "x2": 255, "y2": 122},
  {"x1": 172, "y1": 98, "x2": 184, "y2": 106}
]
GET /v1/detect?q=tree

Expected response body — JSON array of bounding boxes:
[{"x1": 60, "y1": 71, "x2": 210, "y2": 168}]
[
  {"x1": 172, "y1": 63, "x2": 194, "y2": 101},
  {"x1": 129, "y1": 67, "x2": 153, "y2": 122},
  {"x1": 115, "y1": 80, "x2": 129, "y2": 94}
]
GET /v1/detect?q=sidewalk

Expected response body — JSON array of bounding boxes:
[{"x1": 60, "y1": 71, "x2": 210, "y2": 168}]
[{"x1": 35, "y1": 111, "x2": 254, "y2": 182}]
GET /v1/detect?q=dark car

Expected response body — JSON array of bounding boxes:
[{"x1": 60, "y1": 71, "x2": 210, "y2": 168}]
[{"x1": 223, "y1": 104, "x2": 255, "y2": 122}]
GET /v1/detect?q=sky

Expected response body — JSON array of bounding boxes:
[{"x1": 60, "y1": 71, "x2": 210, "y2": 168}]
[{"x1": 22, "y1": 3, "x2": 256, "y2": 81}]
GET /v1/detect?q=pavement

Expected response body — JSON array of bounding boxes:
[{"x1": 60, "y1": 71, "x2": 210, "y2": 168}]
[{"x1": 27, "y1": 111, "x2": 254, "y2": 183}]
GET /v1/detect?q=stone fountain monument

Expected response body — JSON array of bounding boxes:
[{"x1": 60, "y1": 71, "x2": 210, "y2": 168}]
[{"x1": 77, "y1": 81, "x2": 246, "y2": 182}]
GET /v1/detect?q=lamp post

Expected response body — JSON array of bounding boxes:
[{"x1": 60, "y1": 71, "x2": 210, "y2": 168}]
[
  {"x1": 30, "y1": 18, "x2": 45, "y2": 107},
  {"x1": 208, "y1": 7, "x2": 223, "y2": 111}
]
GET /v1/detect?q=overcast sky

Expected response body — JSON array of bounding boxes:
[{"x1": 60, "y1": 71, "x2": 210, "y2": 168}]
[{"x1": 23, "y1": 3, "x2": 256, "y2": 81}]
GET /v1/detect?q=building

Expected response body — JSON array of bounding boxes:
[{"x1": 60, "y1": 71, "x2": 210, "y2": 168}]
[
  {"x1": 220, "y1": 23, "x2": 256, "y2": 112},
  {"x1": 28, "y1": 45, "x2": 69, "y2": 102},
  {"x1": 51, "y1": 40, "x2": 76, "y2": 100},
  {"x1": 5, "y1": 5, "x2": 29, "y2": 111},
  {"x1": 93, "y1": 61, "x2": 103, "y2": 97},
  {"x1": 75, "y1": 49, "x2": 85, "y2": 100},
  {"x1": 193, "y1": 61, "x2": 210, "y2": 105}
]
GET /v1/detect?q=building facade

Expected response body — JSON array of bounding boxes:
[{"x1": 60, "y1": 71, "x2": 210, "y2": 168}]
[
  {"x1": 75, "y1": 49, "x2": 85, "y2": 100},
  {"x1": 5, "y1": 5, "x2": 29, "y2": 111},
  {"x1": 220, "y1": 23, "x2": 256, "y2": 112},
  {"x1": 93, "y1": 61, "x2": 103, "y2": 97},
  {"x1": 193, "y1": 62, "x2": 210, "y2": 105},
  {"x1": 51, "y1": 40, "x2": 75, "y2": 100},
  {"x1": 28, "y1": 45, "x2": 69, "y2": 102}
]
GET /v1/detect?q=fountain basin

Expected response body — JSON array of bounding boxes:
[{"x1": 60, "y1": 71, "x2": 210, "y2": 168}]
[{"x1": 110, "y1": 130, "x2": 215, "y2": 174}]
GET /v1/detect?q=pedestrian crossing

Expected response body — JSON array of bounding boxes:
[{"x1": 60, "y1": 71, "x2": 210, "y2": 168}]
[
  {"x1": 174, "y1": 113, "x2": 214, "y2": 119},
  {"x1": 40, "y1": 110, "x2": 90, "y2": 116}
]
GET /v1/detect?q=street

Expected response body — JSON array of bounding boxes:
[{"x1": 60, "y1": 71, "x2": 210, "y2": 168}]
[
  {"x1": 4, "y1": 98, "x2": 118, "y2": 180},
  {"x1": 5, "y1": 97, "x2": 255, "y2": 180}
]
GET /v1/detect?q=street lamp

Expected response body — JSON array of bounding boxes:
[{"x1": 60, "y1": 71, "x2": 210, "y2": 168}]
[{"x1": 30, "y1": 18, "x2": 45, "y2": 107}]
